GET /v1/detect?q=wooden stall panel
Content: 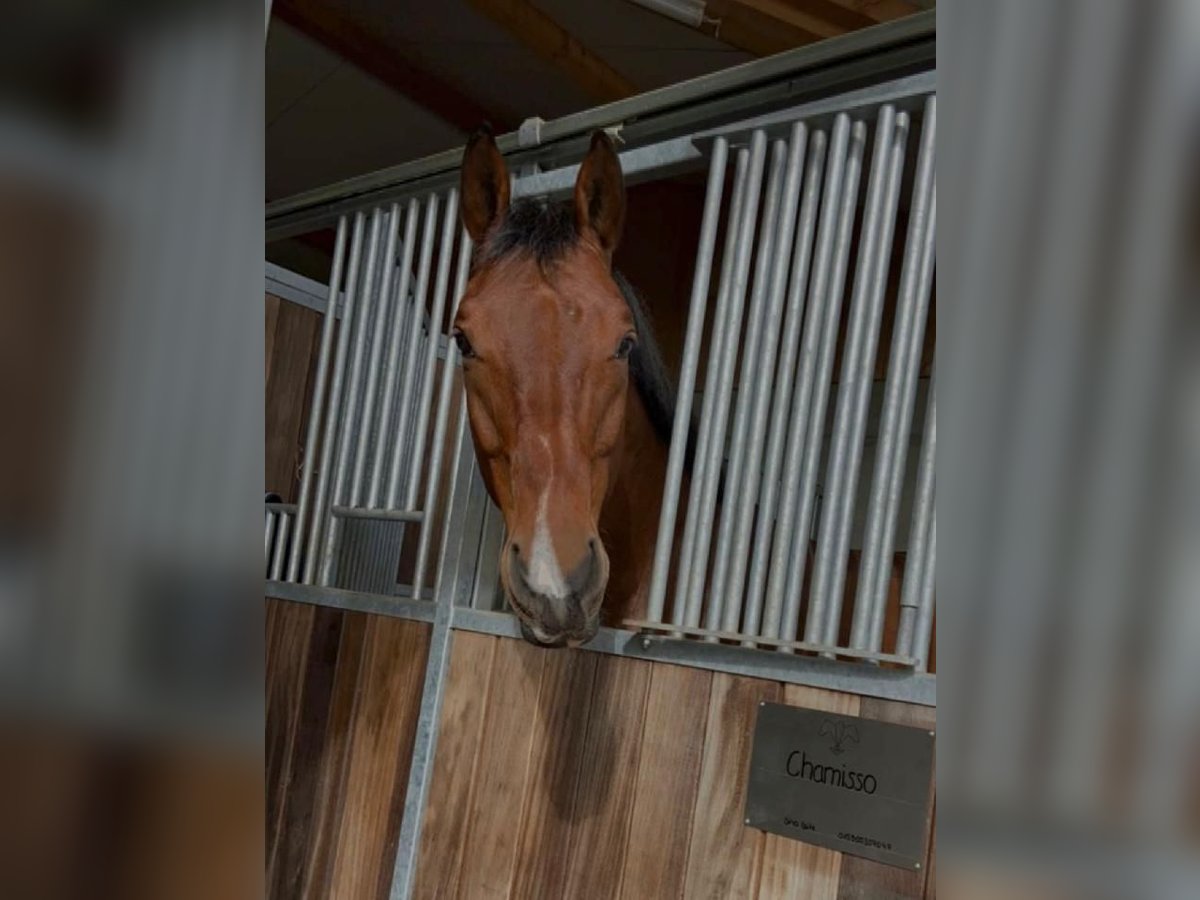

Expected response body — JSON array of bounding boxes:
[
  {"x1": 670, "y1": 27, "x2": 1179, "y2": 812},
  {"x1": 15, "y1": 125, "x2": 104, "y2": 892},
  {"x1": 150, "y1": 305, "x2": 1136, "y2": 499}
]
[
  {"x1": 406, "y1": 637, "x2": 936, "y2": 900},
  {"x1": 619, "y1": 663, "x2": 713, "y2": 900},
  {"x1": 683, "y1": 673, "x2": 782, "y2": 900},
  {"x1": 265, "y1": 598, "x2": 315, "y2": 878},
  {"x1": 412, "y1": 631, "x2": 497, "y2": 899},
  {"x1": 265, "y1": 605, "x2": 428, "y2": 900},
  {"x1": 266, "y1": 605, "x2": 345, "y2": 900},
  {"x1": 455, "y1": 637, "x2": 546, "y2": 898},
  {"x1": 562, "y1": 655, "x2": 653, "y2": 900},
  {"x1": 297, "y1": 611, "x2": 369, "y2": 900},
  {"x1": 509, "y1": 650, "x2": 599, "y2": 900},
  {"x1": 326, "y1": 616, "x2": 430, "y2": 900}
]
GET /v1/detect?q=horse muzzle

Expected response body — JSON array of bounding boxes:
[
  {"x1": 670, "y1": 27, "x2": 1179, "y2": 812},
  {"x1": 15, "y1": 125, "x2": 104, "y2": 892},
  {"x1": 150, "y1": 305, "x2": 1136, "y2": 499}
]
[{"x1": 517, "y1": 613, "x2": 600, "y2": 649}]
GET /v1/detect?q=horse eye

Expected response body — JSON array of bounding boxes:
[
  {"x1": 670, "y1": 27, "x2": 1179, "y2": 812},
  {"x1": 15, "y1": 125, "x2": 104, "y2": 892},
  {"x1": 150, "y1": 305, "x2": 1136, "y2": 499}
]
[
  {"x1": 614, "y1": 334, "x2": 636, "y2": 360},
  {"x1": 452, "y1": 329, "x2": 475, "y2": 359}
]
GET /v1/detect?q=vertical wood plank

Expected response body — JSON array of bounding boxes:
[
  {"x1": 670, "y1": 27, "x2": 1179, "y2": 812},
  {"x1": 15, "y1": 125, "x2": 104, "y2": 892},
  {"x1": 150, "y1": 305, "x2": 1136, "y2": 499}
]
[
  {"x1": 835, "y1": 698, "x2": 936, "y2": 900},
  {"x1": 455, "y1": 637, "x2": 548, "y2": 898},
  {"x1": 268, "y1": 606, "x2": 344, "y2": 900},
  {"x1": 264, "y1": 597, "x2": 280, "y2": 674},
  {"x1": 265, "y1": 298, "x2": 320, "y2": 500},
  {"x1": 618, "y1": 663, "x2": 713, "y2": 900},
  {"x1": 412, "y1": 631, "x2": 498, "y2": 899},
  {"x1": 683, "y1": 674, "x2": 781, "y2": 900},
  {"x1": 265, "y1": 293, "x2": 281, "y2": 378},
  {"x1": 756, "y1": 685, "x2": 861, "y2": 900},
  {"x1": 265, "y1": 599, "x2": 314, "y2": 881},
  {"x1": 563, "y1": 655, "x2": 653, "y2": 900},
  {"x1": 328, "y1": 616, "x2": 431, "y2": 900},
  {"x1": 301, "y1": 612, "x2": 369, "y2": 900},
  {"x1": 508, "y1": 650, "x2": 598, "y2": 900}
]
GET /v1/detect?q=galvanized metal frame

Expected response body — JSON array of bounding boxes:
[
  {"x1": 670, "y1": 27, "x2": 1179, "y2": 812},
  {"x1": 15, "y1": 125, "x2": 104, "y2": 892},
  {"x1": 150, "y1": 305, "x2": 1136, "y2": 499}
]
[
  {"x1": 265, "y1": 261, "x2": 344, "y2": 316},
  {"x1": 265, "y1": 33, "x2": 937, "y2": 897},
  {"x1": 265, "y1": 13, "x2": 934, "y2": 240},
  {"x1": 262, "y1": 68, "x2": 940, "y2": 704}
]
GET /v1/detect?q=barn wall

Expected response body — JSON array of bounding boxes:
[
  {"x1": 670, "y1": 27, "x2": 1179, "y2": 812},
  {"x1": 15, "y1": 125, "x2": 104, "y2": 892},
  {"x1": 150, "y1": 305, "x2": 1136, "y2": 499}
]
[{"x1": 413, "y1": 631, "x2": 936, "y2": 900}]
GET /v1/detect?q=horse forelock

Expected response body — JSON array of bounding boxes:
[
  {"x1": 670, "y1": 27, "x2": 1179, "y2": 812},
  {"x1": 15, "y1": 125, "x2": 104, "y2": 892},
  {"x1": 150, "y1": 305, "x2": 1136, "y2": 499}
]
[{"x1": 475, "y1": 197, "x2": 678, "y2": 450}]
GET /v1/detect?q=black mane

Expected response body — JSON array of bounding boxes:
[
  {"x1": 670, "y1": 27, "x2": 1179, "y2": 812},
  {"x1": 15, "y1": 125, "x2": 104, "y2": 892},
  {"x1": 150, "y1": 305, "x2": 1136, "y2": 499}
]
[{"x1": 480, "y1": 197, "x2": 678, "y2": 447}]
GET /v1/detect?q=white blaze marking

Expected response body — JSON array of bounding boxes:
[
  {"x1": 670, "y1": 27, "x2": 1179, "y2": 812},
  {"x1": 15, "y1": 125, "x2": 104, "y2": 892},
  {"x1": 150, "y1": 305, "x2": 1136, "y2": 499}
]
[{"x1": 526, "y1": 488, "x2": 568, "y2": 600}]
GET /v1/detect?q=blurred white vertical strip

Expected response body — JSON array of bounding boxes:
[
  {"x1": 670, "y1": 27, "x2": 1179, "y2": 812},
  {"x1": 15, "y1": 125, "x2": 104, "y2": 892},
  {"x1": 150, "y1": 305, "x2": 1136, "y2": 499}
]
[
  {"x1": 46, "y1": 9, "x2": 260, "y2": 741},
  {"x1": 1112, "y1": 0, "x2": 1200, "y2": 838},
  {"x1": 942, "y1": 0, "x2": 1199, "y2": 885},
  {"x1": 938, "y1": 0, "x2": 1061, "y2": 802},
  {"x1": 966, "y1": 0, "x2": 1131, "y2": 812}
]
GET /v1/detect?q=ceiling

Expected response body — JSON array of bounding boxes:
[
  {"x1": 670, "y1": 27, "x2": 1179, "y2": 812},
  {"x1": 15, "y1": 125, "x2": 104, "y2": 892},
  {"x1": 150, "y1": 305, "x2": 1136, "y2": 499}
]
[{"x1": 266, "y1": 0, "x2": 929, "y2": 205}]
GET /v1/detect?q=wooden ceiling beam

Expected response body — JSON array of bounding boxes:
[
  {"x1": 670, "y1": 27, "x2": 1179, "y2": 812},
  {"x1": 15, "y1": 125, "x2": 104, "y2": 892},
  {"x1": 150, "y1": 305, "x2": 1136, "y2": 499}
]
[
  {"x1": 701, "y1": 0, "x2": 838, "y2": 57},
  {"x1": 720, "y1": 0, "x2": 849, "y2": 40},
  {"x1": 820, "y1": 0, "x2": 925, "y2": 23},
  {"x1": 630, "y1": 0, "x2": 923, "y2": 58},
  {"x1": 274, "y1": 0, "x2": 511, "y2": 133},
  {"x1": 467, "y1": 0, "x2": 639, "y2": 104}
]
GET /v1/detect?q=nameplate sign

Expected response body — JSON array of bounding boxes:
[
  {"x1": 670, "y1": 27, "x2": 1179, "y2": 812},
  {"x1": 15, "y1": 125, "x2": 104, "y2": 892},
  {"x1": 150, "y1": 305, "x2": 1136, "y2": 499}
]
[{"x1": 745, "y1": 703, "x2": 934, "y2": 870}]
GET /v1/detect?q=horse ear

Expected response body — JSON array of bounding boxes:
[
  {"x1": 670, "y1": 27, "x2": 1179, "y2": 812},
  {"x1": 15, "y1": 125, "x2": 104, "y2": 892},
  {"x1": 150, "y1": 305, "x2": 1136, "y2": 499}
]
[
  {"x1": 460, "y1": 124, "x2": 510, "y2": 243},
  {"x1": 574, "y1": 131, "x2": 625, "y2": 258}
]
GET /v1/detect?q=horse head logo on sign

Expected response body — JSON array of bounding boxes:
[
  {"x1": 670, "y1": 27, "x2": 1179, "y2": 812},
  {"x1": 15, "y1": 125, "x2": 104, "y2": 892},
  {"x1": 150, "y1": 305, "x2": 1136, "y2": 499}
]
[{"x1": 820, "y1": 719, "x2": 859, "y2": 755}]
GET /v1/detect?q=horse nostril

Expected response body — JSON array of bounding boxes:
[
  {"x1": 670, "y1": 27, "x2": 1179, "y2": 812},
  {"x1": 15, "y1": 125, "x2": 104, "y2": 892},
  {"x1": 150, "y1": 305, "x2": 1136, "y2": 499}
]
[
  {"x1": 510, "y1": 542, "x2": 521, "y2": 557},
  {"x1": 588, "y1": 538, "x2": 597, "y2": 555}
]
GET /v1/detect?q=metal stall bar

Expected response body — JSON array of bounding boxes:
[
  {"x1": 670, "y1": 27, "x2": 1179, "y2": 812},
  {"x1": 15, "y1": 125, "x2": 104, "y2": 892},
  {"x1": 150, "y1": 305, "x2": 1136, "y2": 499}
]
[
  {"x1": 750, "y1": 129, "x2": 826, "y2": 640},
  {"x1": 674, "y1": 147, "x2": 751, "y2": 629},
  {"x1": 330, "y1": 507, "x2": 423, "y2": 523},
  {"x1": 645, "y1": 136, "x2": 728, "y2": 624},
  {"x1": 285, "y1": 216, "x2": 348, "y2": 582},
  {"x1": 405, "y1": 190, "x2": 461, "y2": 510},
  {"x1": 707, "y1": 137, "x2": 788, "y2": 635},
  {"x1": 411, "y1": 227, "x2": 473, "y2": 597},
  {"x1": 264, "y1": 509, "x2": 277, "y2": 573},
  {"x1": 896, "y1": 374, "x2": 935, "y2": 667},
  {"x1": 772, "y1": 115, "x2": 863, "y2": 644},
  {"x1": 470, "y1": 502, "x2": 505, "y2": 611},
  {"x1": 692, "y1": 130, "x2": 768, "y2": 633},
  {"x1": 269, "y1": 511, "x2": 291, "y2": 581},
  {"x1": 370, "y1": 199, "x2": 421, "y2": 507},
  {"x1": 851, "y1": 98, "x2": 937, "y2": 652},
  {"x1": 865, "y1": 198, "x2": 934, "y2": 652},
  {"x1": 319, "y1": 209, "x2": 385, "y2": 584},
  {"x1": 806, "y1": 106, "x2": 908, "y2": 648},
  {"x1": 304, "y1": 213, "x2": 366, "y2": 583},
  {"x1": 387, "y1": 195, "x2": 441, "y2": 509},
  {"x1": 348, "y1": 204, "x2": 402, "y2": 506},
  {"x1": 913, "y1": 514, "x2": 935, "y2": 671},
  {"x1": 389, "y1": 401, "x2": 481, "y2": 900},
  {"x1": 725, "y1": 123, "x2": 808, "y2": 641}
]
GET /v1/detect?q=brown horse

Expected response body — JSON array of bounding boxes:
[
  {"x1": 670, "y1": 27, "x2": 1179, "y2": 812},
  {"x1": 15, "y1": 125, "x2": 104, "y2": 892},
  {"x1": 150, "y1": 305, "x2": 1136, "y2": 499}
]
[{"x1": 455, "y1": 127, "x2": 674, "y2": 648}]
